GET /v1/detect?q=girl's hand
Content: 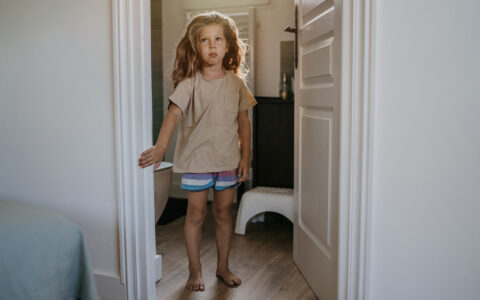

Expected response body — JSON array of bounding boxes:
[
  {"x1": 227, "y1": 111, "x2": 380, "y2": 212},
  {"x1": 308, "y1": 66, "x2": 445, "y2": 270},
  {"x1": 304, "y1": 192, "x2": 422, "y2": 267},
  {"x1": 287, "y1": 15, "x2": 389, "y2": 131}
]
[
  {"x1": 138, "y1": 146, "x2": 165, "y2": 169},
  {"x1": 237, "y1": 158, "x2": 249, "y2": 182}
]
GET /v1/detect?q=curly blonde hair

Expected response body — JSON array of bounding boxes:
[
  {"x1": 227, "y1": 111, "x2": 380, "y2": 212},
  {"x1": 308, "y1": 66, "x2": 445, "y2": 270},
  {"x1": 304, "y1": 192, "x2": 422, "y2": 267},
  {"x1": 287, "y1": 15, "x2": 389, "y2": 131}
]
[{"x1": 171, "y1": 11, "x2": 248, "y2": 88}]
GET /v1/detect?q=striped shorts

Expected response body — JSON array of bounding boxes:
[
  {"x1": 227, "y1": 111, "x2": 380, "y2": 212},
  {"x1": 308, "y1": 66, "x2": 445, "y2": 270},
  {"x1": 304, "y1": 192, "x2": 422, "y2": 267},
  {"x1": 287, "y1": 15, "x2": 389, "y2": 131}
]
[{"x1": 181, "y1": 169, "x2": 242, "y2": 192}]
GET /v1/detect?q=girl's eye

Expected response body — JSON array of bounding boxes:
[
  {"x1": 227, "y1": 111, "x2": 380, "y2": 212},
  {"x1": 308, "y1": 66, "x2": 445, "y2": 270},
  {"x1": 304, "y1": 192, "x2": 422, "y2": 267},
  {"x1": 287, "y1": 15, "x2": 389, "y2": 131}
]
[
  {"x1": 216, "y1": 37, "x2": 223, "y2": 41},
  {"x1": 201, "y1": 38, "x2": 208, "y2": 43}
]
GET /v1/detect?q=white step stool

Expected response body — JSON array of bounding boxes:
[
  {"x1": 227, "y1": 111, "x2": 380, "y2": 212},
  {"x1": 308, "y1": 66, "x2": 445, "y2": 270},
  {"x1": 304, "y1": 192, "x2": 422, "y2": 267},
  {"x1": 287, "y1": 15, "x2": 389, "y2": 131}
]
[{"x1": 234, "y1": 186, "x2": 294, "y2": 235}]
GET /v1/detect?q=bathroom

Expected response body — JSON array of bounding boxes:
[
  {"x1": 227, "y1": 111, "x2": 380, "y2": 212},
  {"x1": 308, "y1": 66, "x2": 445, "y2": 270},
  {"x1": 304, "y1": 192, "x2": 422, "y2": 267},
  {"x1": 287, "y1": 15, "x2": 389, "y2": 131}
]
[{"x1": 151, "y1": 0, "x2": 304, "y2": 297}]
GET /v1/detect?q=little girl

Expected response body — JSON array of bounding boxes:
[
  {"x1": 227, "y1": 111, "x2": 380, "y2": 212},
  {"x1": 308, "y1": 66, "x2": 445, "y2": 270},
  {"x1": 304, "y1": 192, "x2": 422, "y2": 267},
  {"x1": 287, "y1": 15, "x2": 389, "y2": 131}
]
[{"x1": 138, "y1": 12, "x2": 256, "y2": 292}]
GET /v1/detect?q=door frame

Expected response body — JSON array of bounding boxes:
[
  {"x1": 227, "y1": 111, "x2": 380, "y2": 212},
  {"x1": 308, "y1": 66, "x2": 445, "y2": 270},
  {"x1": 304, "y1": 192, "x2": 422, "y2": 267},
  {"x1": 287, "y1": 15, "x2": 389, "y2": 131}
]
[
  {"x1": 111, "y1": 0, "x2": 376, "y2": 299},
  {"x1": 338, "y1": 0, "x2": 376, "y2": 299},
  {"x1": 112, "y1": 0, "x2": 157, "y2": 299}
]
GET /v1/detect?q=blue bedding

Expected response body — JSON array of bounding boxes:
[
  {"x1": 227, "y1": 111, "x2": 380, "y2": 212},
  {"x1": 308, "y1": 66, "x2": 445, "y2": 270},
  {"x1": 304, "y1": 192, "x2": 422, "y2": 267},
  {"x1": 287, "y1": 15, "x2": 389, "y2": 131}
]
[{"x1": 0, "y1": 200, "x2": 99, "y2": 300}]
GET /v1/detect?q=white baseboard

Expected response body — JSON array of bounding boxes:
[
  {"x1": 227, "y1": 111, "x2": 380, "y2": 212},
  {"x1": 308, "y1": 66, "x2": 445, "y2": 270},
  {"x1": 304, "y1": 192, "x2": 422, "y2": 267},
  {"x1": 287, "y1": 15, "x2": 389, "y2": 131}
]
[
  {"x1": 155, "y1": 254, "x2": 163, "y2": 282},
  {"x1": 94, "y1": 272, "x2": 127, "y2": 300}
]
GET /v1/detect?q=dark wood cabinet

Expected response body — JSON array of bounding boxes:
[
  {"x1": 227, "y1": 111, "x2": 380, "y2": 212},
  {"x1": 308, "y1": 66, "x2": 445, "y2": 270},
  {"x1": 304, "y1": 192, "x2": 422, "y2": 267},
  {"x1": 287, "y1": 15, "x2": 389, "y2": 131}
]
[{"x1": 252, "y1": 97, "x2": 294, "y2": 188}]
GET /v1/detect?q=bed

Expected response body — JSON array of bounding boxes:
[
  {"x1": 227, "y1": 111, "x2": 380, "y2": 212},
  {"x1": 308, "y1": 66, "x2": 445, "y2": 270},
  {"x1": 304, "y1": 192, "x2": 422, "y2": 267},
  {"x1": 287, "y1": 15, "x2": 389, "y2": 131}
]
[{"x1": 0, "y1": 200, "x2": 99, "y2": 300}]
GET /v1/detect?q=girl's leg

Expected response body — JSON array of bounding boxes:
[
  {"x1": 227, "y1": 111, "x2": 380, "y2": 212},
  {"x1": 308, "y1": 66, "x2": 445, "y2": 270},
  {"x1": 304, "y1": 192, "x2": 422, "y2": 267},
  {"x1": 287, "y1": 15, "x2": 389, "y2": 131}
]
[
  {"x1": 184, "y1": 189, "x2": 209, "y2": 291},
  {"x1": 212, "y1": 188, "x2": 242, "y2": 287}
]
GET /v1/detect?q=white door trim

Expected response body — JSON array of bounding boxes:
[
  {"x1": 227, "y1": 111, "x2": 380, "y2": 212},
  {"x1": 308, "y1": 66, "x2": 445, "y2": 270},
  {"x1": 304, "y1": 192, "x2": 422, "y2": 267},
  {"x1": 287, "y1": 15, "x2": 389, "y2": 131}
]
[
  {"x1": 112, "y1": 0, "x2": 156, "y2": 299},
  {"x1": 338, "y1": 0, "x2": 376, "y2": 299}
]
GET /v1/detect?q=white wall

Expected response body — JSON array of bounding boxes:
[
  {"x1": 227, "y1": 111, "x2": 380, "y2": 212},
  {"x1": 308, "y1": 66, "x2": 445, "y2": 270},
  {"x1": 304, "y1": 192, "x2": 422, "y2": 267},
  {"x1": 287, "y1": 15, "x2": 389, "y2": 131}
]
[
  {"x1": 162, "y1": 0, "x2": 294, "y2": 197},
  {"x1": 369, "y1": 1, "x2": 480, "y2": 299},
  {"x1": 0, "y1": 0, "x2": 124, "y2": 298}
]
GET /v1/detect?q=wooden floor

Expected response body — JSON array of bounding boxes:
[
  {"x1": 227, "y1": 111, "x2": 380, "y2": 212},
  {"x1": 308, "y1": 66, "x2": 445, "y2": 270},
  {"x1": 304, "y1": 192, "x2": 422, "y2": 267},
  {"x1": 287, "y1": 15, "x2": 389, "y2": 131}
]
[{"x1": 155, "y1": 203, "x2": 317, "y2": 300}]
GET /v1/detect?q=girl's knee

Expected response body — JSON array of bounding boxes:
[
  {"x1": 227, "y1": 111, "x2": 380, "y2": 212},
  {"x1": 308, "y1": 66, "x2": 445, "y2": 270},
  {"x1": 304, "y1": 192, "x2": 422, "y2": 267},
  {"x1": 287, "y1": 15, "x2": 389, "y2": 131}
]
[
  {"x1": 212, "y1": 205, "x2": 232, "y2": 223},
  {"x1": 187, "y1": 206, "x2": 207, "y2": 225}
]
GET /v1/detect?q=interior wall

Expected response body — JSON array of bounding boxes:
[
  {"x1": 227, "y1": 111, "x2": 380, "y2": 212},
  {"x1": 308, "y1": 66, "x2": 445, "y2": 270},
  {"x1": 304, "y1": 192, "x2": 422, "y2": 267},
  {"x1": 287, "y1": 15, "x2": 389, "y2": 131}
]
[
  {"x1": 161, "y1": 0, "x2": 294, "y2": 197},
  {"x1": 0, "y1": 0, "x2": 121, "y2": 289},
  {"x1": 369, "y1": 1, "x2": 480, "y2": 299},
  {"x1": 161, "y1": 0, "x2": 187, "y2": 198},
  {"x1": 255, "y1": 0, "x2": 295, "y2": 96}
]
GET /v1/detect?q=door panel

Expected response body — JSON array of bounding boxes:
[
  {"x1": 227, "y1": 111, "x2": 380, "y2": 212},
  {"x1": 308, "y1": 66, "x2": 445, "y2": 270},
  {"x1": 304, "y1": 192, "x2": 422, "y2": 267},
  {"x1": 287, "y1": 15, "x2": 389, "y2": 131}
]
[
  {"x1": 302, "y1": 41, "x2": 332, "y2": 81},
  {"x1": 299, "y1": 109, "x2": 332, "y2": 254},
  {"x1": 293, "y1": 0, "x2": 340, "y2": 298}
]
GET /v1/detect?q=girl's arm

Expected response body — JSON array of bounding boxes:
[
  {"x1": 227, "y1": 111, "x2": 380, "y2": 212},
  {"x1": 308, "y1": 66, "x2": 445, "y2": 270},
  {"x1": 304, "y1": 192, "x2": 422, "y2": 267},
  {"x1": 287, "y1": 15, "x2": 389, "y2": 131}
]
[
  {"x1": 138, "y1": 102, "x2": 183, "y2": 169},
  {"x1": 237, "y1": 110, "x2": 251, "y2": 182}
]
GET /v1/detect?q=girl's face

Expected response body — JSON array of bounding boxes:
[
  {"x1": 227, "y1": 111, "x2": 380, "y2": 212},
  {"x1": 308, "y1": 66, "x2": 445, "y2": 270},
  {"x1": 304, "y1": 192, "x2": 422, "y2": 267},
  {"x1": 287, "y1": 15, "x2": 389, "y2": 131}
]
[{"x1": 197, "y1": 24, "x2": 228, "y2": 69}]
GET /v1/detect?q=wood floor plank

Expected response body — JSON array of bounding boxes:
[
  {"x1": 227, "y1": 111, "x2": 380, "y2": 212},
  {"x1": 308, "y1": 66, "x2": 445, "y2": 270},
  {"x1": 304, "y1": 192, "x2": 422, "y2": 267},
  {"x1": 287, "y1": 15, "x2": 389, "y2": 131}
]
[{"x1": 155, "y1": 203, "x2": 317, "y2": 299}]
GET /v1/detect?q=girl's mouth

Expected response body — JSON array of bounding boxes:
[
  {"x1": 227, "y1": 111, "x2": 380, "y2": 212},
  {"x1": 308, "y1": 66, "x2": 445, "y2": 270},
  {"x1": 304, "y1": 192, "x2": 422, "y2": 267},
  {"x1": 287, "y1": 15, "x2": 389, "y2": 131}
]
[{"x1": 209, "y1": 53, "x2": 217, "y2": 58}]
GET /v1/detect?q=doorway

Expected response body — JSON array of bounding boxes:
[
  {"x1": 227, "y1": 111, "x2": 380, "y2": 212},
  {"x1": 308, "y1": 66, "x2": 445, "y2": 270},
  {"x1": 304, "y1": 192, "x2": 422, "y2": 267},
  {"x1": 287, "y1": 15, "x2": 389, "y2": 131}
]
[
  {"x1": 151, "y1": 0, "x2": 316, "y2": 298},
  {"x1": 111, "y1": 0, "x2": 375, "y2": 298}
]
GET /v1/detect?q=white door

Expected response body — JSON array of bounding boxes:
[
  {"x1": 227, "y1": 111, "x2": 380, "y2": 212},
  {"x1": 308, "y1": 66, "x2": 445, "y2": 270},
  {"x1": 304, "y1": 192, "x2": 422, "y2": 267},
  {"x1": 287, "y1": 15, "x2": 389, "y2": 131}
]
[{"x1": 293, "y1": 0, "x2": 341, "y2": 298}]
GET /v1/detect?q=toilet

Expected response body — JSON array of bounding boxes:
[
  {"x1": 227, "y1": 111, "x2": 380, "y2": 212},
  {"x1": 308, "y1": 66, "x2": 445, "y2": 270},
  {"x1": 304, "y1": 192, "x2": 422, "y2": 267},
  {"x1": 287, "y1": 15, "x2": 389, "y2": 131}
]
[{"x1": 153, "y1": 161, "x2": 173, "y2": 224}]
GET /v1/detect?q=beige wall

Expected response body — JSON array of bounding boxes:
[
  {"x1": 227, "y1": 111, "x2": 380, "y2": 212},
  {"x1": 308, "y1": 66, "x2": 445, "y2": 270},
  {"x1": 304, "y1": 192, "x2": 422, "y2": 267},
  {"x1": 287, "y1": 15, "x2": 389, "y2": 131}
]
[
  {"x1": 183, "y1": 0, "x2": 269, "y2": 11},
  {"x1": 0, "y1": 0, "x2": 122, "y2": 296},
  {"x1": 161, "y1": 0, "x2": 188, "y2": 197},
  {"x1": 255, "y1": 0, "x2": 295, "y2": 96}
]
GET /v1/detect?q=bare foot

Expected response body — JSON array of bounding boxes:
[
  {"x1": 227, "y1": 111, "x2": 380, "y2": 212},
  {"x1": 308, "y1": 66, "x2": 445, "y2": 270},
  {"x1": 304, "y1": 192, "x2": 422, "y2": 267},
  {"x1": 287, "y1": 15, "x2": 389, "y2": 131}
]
[
  {"x1": 186, "y1": 269, "x2": 205, "y2": 291},
  {"x1": 216, "y1": 268, "x2": 241, "y2": 287}
]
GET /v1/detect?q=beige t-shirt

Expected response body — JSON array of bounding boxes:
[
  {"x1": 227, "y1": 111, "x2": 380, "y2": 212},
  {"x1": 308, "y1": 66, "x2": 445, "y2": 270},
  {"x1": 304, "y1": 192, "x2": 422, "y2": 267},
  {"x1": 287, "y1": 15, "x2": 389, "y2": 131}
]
[{"x1": 168, "y1": 70, "x2": 257, "y2": 173}]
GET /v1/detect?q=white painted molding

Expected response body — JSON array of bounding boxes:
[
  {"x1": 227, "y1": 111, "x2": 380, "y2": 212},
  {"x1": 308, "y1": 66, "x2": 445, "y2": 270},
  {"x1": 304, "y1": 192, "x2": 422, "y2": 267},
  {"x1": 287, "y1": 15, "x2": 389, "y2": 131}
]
[
  {"x1": 94, "y1": 272, "x2": 127, "y2": 300},
  {"x1": 338, "y1": 0, "x2": 375, "y2": 299},
  {"x1": 112, "y1": 0, "x2": 157, "y2": 299}
]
